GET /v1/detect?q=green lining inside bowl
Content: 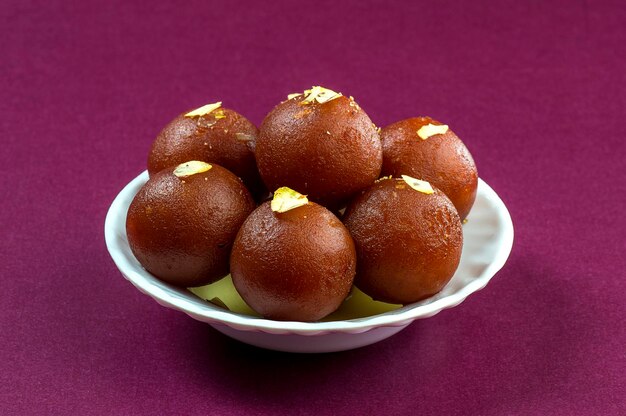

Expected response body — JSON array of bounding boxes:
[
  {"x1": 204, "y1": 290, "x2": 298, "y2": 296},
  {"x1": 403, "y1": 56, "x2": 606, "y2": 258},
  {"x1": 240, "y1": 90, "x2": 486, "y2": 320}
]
[{"x1": 188, "y1": 275, "x2": 401, "y2": 321}]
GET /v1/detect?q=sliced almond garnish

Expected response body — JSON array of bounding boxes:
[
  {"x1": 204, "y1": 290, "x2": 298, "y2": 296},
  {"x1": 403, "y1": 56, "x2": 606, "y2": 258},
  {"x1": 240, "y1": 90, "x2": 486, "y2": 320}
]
[
  {"x1": 300, "y1": 86, "x2": 342, "y2": 105},
  {"x1": 416, "y1": 123, "x2": 449, "y2": 140},
  {"x1": 401, "y1": 175, "x2": 434, "y2": 194},
  {"x1": 173, "y1": 161, "x2": 212, "y2": 178},
  {"x1": 287, "y1": 93, "x2": 302, "y2": 100},
  {"x1": 213, "y1": 109, "x2": 226, "y2": 119},
  {"x1": 184, "y1": 102, "x2": 222, "y2": 118},
  {"x1": 271, "y1": 187, "x2": 308, "y2": 213}
]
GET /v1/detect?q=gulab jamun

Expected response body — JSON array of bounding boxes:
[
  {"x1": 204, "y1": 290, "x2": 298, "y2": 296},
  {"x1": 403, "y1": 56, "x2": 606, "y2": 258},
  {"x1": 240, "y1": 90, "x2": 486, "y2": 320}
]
[
  {"x1": 381, "y1": 117, "x2": 477, "y2": 220},
  {"x1": 126, "y1": 161, "x2": 255, "y2": 287},
  {"x1": 256, "y1": 86, "x2": 382, "y2": 208},
  {"x1": 147, "y1": 102, "x2": 266, "y2": 199},
  {"x1": 343, "y1": 175, "x2": 463, "y2": 304},
  {"x1": 230, "y1": 187, "x2": 356, "y2": 321}
]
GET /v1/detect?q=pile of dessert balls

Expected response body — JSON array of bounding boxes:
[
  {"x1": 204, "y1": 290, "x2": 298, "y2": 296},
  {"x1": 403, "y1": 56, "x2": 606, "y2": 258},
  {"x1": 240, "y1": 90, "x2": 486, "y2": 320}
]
[{"x1": 126, "y1": 86, "x2": 478, "y2": 322}]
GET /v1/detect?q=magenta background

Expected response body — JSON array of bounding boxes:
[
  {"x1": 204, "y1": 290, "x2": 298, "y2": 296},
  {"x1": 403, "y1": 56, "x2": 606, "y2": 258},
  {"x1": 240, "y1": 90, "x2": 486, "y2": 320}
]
[{"x1": 2, "y1": 0, "x2": 625, "y2": 415}]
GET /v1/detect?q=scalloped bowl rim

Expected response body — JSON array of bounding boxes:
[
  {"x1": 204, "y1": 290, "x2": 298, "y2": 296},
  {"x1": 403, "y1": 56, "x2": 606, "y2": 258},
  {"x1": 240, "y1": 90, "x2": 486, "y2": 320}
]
[{"x1": 105, "y1": 171, "x2": 513, "y2": 336}]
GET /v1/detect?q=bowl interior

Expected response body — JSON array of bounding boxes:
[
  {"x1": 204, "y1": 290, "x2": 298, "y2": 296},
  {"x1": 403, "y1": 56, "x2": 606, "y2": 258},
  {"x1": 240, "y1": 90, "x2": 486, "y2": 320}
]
[
  {"x1": 105, "y1": 171, "x2": 513, "y2": 334},
  {"x1": 189, "y1": 276, "x2": 402, "y2": 321}
]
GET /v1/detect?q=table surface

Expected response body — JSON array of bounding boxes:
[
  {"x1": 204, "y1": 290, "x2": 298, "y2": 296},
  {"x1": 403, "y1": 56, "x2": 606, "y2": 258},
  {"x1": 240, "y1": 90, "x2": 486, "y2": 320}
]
[{"x1": 2, "y1": 1, "x2": 625, "y2": 415}]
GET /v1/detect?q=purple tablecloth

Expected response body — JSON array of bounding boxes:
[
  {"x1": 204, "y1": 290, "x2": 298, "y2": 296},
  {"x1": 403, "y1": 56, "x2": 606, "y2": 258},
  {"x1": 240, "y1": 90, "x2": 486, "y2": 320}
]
[{"x1": 2, "y1": 0, "x2": 625, "y2": 414}]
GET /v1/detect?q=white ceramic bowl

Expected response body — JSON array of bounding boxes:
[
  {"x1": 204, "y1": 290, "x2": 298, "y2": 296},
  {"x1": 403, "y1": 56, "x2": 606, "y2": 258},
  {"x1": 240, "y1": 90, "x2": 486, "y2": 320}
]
[{"x1": 105, "y1": 171, "x2": 513, "y2": 353}]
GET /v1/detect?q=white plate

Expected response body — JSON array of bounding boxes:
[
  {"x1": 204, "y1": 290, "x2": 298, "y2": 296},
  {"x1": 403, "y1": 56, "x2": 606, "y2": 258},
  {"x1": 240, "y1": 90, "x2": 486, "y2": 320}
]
[{"x1": 105, "y1": 171, "x2": 513, "y2": 353}]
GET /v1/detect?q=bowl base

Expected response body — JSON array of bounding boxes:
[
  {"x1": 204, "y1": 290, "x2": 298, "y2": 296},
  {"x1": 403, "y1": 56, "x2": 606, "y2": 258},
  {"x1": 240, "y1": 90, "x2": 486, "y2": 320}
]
[{"x1": 209, "y1": 322, "x2": 411, "y2": 353}]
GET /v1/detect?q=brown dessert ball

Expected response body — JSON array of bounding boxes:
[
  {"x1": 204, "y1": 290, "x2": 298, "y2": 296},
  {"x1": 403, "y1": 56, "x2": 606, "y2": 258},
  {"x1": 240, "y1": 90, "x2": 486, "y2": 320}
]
[
  {"x1": 256, "y1": 88, "x2": 382, "y2": 208},
  {"x1": 126, "y1": 161, "x2": 255, "y2": 287},
  {"x1": 381, "y1": 117, "x2": 478, "y2": 220},
  {"x1": 343, "y1": 176, "x2": 463, "y2": 304},
  {"x1": 230, "y1": 193, "x2": 356, "y2": 321},
  {"x1": 147, "y1": 104, "x2": 266, "y2": 199}
]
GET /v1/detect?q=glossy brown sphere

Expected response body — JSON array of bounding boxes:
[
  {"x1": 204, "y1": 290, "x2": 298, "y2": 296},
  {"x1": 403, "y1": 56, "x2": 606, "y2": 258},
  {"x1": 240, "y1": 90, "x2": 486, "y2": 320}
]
[
  {"x1": 256, "y1": 94, "x2": 382, "y2": 208},
  {"x1": 126, "y1": 163, "x2": 255, "y2": 287},
  {"x1": 230, "y1": 202, "x2": 356, "y2": 321},
  {"x1": 147, "y1": 106, "x2": 266, "y2": 199},
  {"x1": 381, "y1": 117, "x2": 478, "y2": 220},
  {"x1": 343, "y1": 177, "x2": 463, "y2": 304}
]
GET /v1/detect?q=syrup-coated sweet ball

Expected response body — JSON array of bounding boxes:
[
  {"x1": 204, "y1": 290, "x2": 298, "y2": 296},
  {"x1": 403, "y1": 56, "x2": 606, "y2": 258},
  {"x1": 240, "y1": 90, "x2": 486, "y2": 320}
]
[
  {"x1": 381, "y1": 117, "x2": 478, "y2": 220},
  {"x1": 230, "y1": 187, "x2": 356, "y2": 321},
  {"x1": 343, "y1": 175, "x2": 463, "y2": 304},
  {"x1": 126, "y1": 161, "x2": 255, "y2": 287},
  {"x1": 256, "y1": 87, "x2": 382, "y2": 208},
  {"x1": 147, "y1": 102, "x2": 266, "y2": 199}
]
